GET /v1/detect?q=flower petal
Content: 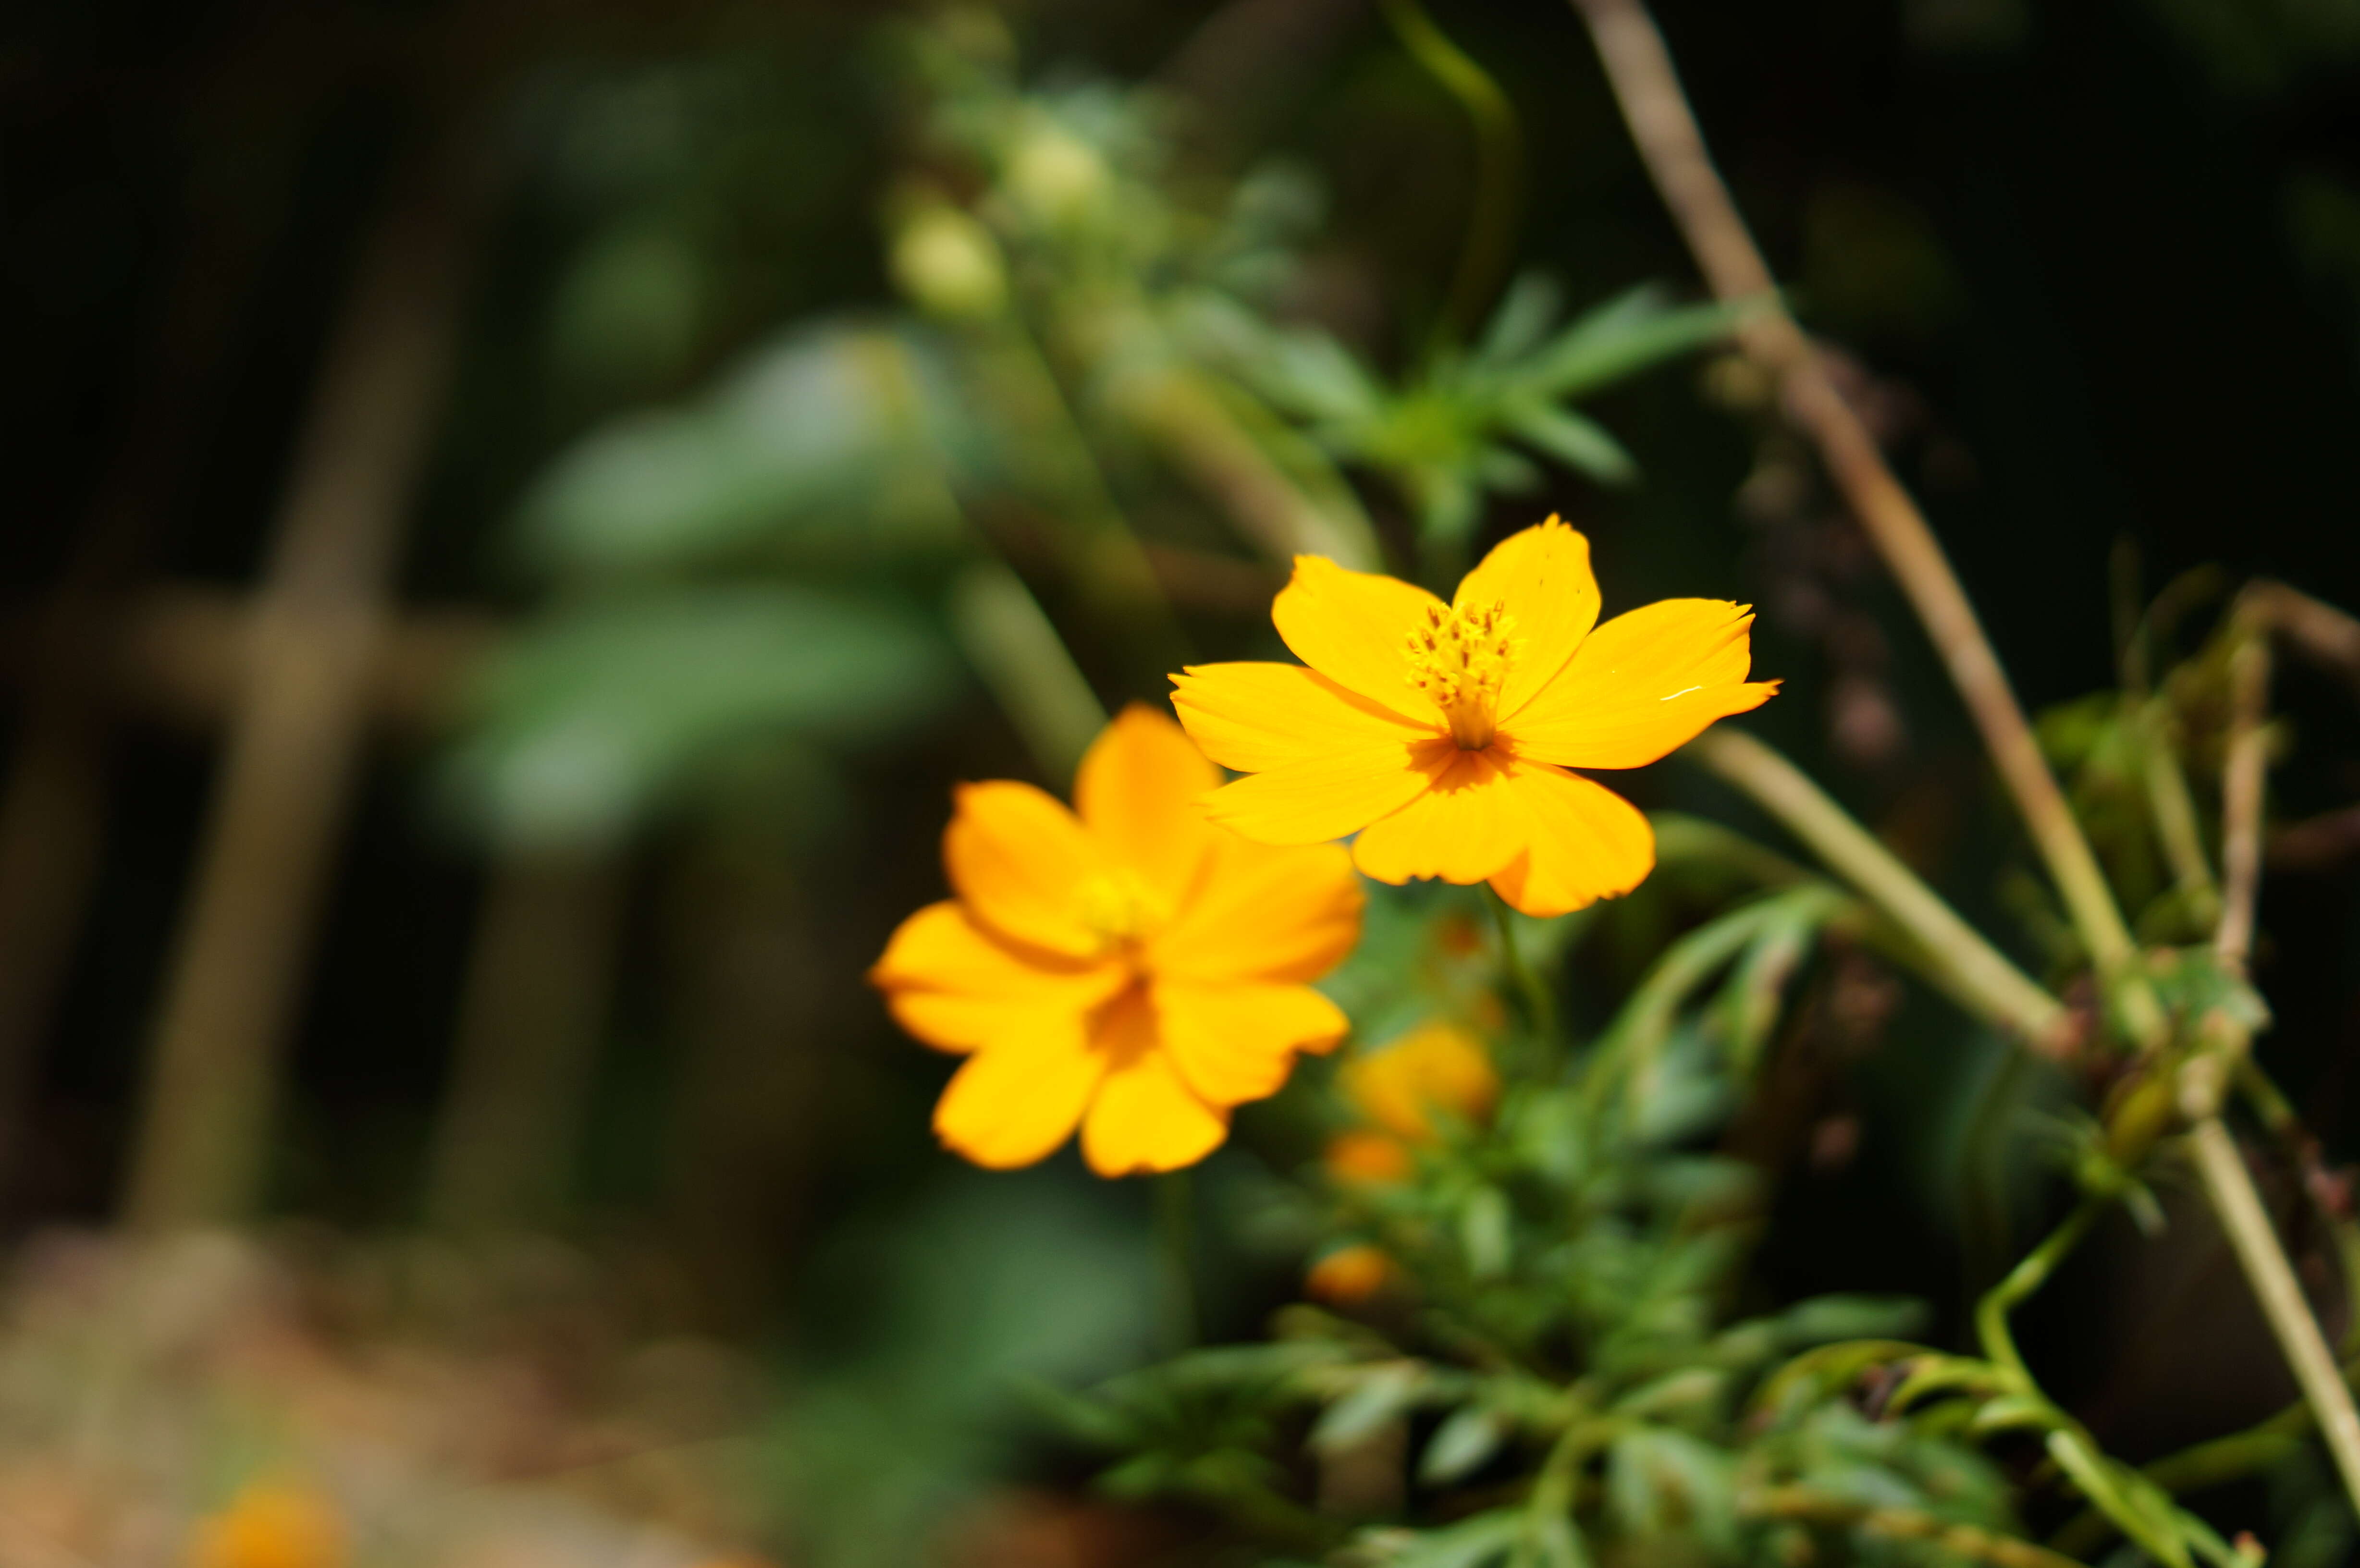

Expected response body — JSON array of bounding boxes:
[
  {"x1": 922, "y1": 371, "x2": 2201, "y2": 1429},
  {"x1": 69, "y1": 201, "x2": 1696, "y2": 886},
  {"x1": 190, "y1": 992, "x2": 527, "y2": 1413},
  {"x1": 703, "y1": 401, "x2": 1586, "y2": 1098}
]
[
  {"x1": 1498, "y1": 599, "x2": 1777, "y2": 769},
  {"x1": 1074, "y1": 703, "x2": 1221, "y2": 904},
  {"x1": 1350, "y1": 749, "x2": 1528, "y2": 886},
  {"x1": 1458, "y1": 518, "x2": 1601, "y2": 720},
  {"x1": 932, "y1": 1019, "x2": 1105, "y2": 1169},
  {"x1": 1153, "y1": 838, "x2": 1363, "y2": 983},
  {"x1": 1482, "y1": 760, "x2": 1656, "y2": 917},
  {"x1": 1271, "y1": 554, "x2": 1447, "y2": 722},
  {"x1": 1172, "y1": 662, "x2": 1432, "y2": 774},
  {"x1": 943, "y1": 780, "x2": 1106, "y2": 956},
  {"x1": 1201, "y1": 739, "x2": 1451, "y2": 845},
  {"x1": 871, "y1": 901, "x2": 1124, "y2": 1052},
  {"x1": 1081, "y1": 1051, "x2": 1229, "y2": 1176},
  {"x1": 1155, "y1": 979, "x2": 1350, "y2": 1106}
]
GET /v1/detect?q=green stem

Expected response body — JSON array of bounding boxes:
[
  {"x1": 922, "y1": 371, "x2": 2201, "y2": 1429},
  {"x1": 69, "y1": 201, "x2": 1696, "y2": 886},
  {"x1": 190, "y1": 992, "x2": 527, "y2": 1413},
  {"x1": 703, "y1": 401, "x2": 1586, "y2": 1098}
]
[
  {"x1": 1975, "y1": 1195, "x2": 2107, "y2": 1386},
  {"x1": 946, "y1": 560, "x2": 1108, "y2": 788},
  {"x1": 1156, "y1": 1167, "x2": 1199, "y2": 1353},
  {"x1": 1488, "y1": 886, "x2": 1558, "y2": 1053},
  {"x1": 1688, "y1": 729, "x2": 2071, "y2": 1053},
  {"x1": 1378, "y1": 0, "x2": 1523, "y2": 350}
]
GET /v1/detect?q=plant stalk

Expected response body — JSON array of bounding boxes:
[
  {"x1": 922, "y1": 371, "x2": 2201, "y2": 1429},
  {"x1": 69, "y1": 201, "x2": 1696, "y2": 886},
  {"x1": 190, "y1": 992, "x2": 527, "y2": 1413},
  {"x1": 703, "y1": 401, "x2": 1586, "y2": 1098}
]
[
  {"x1": 1377, "y1": 0, "x2": 1523, "y2": 350},
  {"x1": 2188, "y1": 1115, "x2": 2360, "y2": 1512},
  {"x1": 1688, "y1": 729, "x2": 2069, "y2": 1053},
  {"x1": 1568, "y1": 0, "x2": 2160, "y2": 1049}
]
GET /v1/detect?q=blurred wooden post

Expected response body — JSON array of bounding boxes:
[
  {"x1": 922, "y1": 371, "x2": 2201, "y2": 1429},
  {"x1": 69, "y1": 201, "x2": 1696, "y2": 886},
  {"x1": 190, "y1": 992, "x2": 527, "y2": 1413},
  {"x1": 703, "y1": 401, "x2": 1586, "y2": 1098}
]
[
  {"x1": 422, "y1": 852, "x2": 628, "y2": 1232},
  {"x1": 0, "y1": 153, "x2": 290, "y2": 1194},
  {"x1": 120, "y1": 162, "x2": 472, "y2": 1231}
]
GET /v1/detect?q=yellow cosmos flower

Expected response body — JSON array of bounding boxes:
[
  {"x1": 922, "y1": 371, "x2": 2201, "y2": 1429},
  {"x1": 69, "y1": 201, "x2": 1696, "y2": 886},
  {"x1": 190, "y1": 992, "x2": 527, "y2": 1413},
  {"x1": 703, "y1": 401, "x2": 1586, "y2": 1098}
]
[
  {"x1": 1171, "y1": 518, "x2": 1776, "y2": 916},
  {"x1": 873, "y1": 705, "x2": 1364, "y2": 1176},
  {"x1": 187, "y1": 1482, "x2": 346, "y2": 1568},
  {"x1": 1305, "y1": 1243, "x2": 1395, "y2": 1305},
  {"x1": 1324, "y1": 1020, "x2": 1500, "y2": 1187}
]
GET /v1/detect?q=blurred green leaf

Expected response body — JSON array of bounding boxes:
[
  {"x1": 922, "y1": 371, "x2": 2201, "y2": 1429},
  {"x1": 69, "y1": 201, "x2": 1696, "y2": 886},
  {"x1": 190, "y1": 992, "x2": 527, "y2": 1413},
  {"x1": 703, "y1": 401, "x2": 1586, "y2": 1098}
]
[
  {"x1": 516, "y1": 319, "x2": 971, "y2": 573},
  {"x1": 440, "y1": 585, "x2": 956, "y2": 847}
]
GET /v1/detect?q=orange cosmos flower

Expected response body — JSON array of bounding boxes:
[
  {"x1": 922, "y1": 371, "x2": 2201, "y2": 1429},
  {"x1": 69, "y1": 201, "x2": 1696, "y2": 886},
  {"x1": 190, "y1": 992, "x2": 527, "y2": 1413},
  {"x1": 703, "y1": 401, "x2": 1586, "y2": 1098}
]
[
  {"x1": 1324, "y1": 1020, "x2": 1500, "y2": 1187},
  {"x1": 1305, "y1": 1243, "x2": 1395, "y2": 1305},
  {"x1": 1171, "y1": 518, "x2": 1776, "y2": 916},
  {"x1": 187, "y1": 1482, "x2": 346, "y2": 1568},
  {"x1": 873, "y1": 705, "x2": 1363, "y2": 1176}
]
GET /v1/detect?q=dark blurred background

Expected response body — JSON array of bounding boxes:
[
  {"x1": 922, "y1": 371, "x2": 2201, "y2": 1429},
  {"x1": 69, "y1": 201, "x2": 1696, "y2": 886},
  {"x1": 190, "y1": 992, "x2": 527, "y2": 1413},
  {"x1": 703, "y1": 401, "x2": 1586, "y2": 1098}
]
[{"x1": 5, "y1": 0, "x2": 2360, "y2": 1545}]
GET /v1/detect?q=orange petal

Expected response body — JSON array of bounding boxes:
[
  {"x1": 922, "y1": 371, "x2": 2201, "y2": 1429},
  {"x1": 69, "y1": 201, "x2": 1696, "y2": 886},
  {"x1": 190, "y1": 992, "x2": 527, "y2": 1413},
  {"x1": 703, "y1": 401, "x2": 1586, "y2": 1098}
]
[
  {"x1": 943, "y1": 780, "x2": 1106, "y2": 956},
  {"x1": 1325, "y1": 1131, "x2": 1415, "y2": 1185},
  {"x1": 1153, "y1": 837, "x2": 1363, "y2": 983},
  {"x1": 932, "y1": 1021, "x2": 1105, "y2": 1168},
  {"x1": 873, "y1": 903, "x2": 1124, "y2": 1052},
  {"x1": 1271, "y1": 555, "x2": 1447, "y2": 722},
  {"x1": 1202, "y1": 738, "x2": 1452, "y2": 846},
  {"x1": 1350, "y1": 749, "x2": 1528, "y2": 886},
  {"x1": 1482, "y1": 760, "x2": 1656, "y2": 916},
  {"x1": 1155, "y1": 979, "x2": 1349, "y2": 1106},
  {"x1": 1081, "y1": 1049, "x2": 1229, "y2": 1176},
  {"x1": 1458, "y1": 518, "x2": 1601, "y2": 720},
  {"x1": 1172, "y1": 662, "x2": 1433, "y2": 774},
  {"x1": 1305, "y1": 1243, "x2": 1395, "y2": 1304},
  {"x1": 1497, "y1": 599, "x2": 1776, "y2": 769},
  {"x1": 1074, "y1": 704, "x2": 1221, "y2": 904}
]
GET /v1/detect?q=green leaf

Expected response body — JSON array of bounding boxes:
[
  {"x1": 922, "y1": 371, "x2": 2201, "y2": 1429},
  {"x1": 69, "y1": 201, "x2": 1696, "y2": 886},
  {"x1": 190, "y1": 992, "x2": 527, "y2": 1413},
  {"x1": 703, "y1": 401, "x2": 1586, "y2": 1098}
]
[
  {"x1": 1381, "y1": 1509, "x2": 1525, "y2": 1568},
  {"x1": 1419, "y1": 1406, "x2": 1510, "y2": 1486},
  {"x1": 1459, "y1": 1187, "x2": 1513, "y2": 1279},
  {"x1": 1312, "y1": 1362, "x2": 1424, "y2": 1454},
  {"x1": 516, "y1": 319, "x2": 968, "y2": 573},
  {"x1": 1502, "y1": 403, "x2": 1638, "y2": 486},
  {"x1": 1473, "y1": 272, "x2": 1564, "y2": 366},
  {"x1": 438, "y1": 586, "x2": 956, "y2": 847},
  {"x1": 1524, "y1": 288, "x2": 1756, "y2": 401}
]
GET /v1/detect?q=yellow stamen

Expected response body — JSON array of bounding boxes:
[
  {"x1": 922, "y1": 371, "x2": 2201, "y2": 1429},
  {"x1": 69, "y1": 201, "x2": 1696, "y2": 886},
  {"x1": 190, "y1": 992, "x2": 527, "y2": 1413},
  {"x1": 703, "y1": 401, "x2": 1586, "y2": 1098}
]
[
  {"x1": 1073, "y1": 869, "x2": 1169, "y2": 954},
  {"x1": 1403, "y1": 599, "x2": 1520, "y2": 750}
]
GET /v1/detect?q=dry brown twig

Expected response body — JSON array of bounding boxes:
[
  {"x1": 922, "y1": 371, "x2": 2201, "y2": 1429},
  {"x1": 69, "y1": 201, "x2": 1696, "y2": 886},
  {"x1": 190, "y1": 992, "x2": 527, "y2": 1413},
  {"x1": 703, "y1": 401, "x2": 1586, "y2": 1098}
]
[
  {"x1": 1564, "y1": 0, "x2": 2162, "y2": 1048},
  {"x1": 1563, "y1": 0, "x2": 2360, "y2": 1521}
]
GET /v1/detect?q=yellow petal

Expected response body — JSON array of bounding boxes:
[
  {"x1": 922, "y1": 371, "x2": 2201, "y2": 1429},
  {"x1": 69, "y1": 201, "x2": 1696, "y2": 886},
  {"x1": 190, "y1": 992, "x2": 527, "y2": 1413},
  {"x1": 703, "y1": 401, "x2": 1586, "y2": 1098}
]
[
  {"x1": 1155, "y1": 979, "x2": 1349, "y2": 1105},
  {"x1": 1304, "y1": 1243, "x2": 1395, "y2": 1304},
  {"x1": 1172, "y1": 662, "x2": 1432, "y2": 774},
  {"x1": 1271, "y1": 554, "x2": 1447, "y2": 722},
  {"x1": 1325, "y1": 1131, "x2": 1415, "y2": 1185},
  {"x1": 1153, "y1": 837, "x2": 1363, "y2": 983},
  {"x1": 1482, "y1": 760, "x2": 1656, "y2": 916},
  {"x1": 1074, "y1": 704, "x2": 1222, "y2": 904},
  {"x1": 943, "y1": 780, "x2": 1106, "y2": 956},
  {"x1": 873, "y1": 903, "x2": 1124, "y2": 1052},
  {"x1": 1081, "y1": 1050, "x2": 1229, "y2": 1176},
  {"x1": 1498, "y1": 599, "x2": 1776, "y2": 769},
  {"x1": 1458, "y1": 518, "x2": 1601, "y2": 720},
  {"x1": 1350, "y1": 749, "x2": 1527, "y2": 886},
  {"x1": 932, "y1": 1020, "x2": 1105, "y2": 1168},
  {"x1": 1202, "y1": 739, "x2": 1452, "y2": 845}
]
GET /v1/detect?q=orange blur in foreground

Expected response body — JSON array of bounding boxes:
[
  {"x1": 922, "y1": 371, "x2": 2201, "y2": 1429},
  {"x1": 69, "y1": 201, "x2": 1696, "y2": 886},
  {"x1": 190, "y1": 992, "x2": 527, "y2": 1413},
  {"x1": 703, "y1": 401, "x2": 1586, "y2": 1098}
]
[
  {"x1": 872, "y1": 706, "x2": 1364, "y2": 1176},
  {"x1": 187, "y1": 1482, "x2": 346, "y2": 1568},
  {"x1": 1172, "y1": 518, "x2": 1776, "y2": 916}
]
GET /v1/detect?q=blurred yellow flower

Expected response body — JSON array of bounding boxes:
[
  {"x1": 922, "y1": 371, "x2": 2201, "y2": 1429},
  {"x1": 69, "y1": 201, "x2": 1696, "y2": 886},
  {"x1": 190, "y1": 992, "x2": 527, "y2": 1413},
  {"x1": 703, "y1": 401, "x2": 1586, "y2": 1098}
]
[
  {"x1": 1305, "y1": 1243, "x2": 1394, "y2": 1305},
  {"x1": 1340, "y1": 1019, "x2": 1500, "y2": 1142},
  {"x1": 1172, "y1": 518, "x2": 1775, "y2": 916},
  {"x1": 187, "y1": 1481, "x2": 345, "y2": 1568},
  {"x1": 1324, "y1": 1021, "x2": 1499, "y2": 1192},
  {"x1": 873, "y1": 705, "x2": 1363, "y2": 1176}
]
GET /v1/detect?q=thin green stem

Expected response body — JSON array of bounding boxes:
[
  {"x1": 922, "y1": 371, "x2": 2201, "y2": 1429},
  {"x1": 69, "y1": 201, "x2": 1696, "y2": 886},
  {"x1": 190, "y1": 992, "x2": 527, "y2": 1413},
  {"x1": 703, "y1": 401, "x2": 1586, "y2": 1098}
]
[
  {"x1": 1156, "y1": 1167, "x2": 1199, "y2": 1354},
  {"x1": 1378, "y1": 0, "x2": 1523, "y2": 349},
  {"x1": 1688, "y1": 729, "x2": 2071, "y2": 1054},
  {"x1": 1975, "y1": 1195, "x2": 2107, "y2": 1386},
  {"x1": 946, "y1": 559, "x2": 1108, "y2": 787},
  {"x1": 2189, "y1": 1114, "x2": 2360, "y2": 1513},
  {"x1": 1488, "y1": 886, "x2": 1558, "y2": 1053}
]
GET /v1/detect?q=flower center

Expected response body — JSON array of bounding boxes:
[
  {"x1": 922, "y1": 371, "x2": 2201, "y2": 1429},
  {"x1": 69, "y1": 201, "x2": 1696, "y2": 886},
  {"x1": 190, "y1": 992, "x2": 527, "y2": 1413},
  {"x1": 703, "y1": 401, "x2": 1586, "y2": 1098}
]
[
  {"x1": 1073, "y1": 869, "x2": 1170, "y2": 955},
  {"x1": 1403, "y1": 599, "x2": 1520, "y2": 750}
]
